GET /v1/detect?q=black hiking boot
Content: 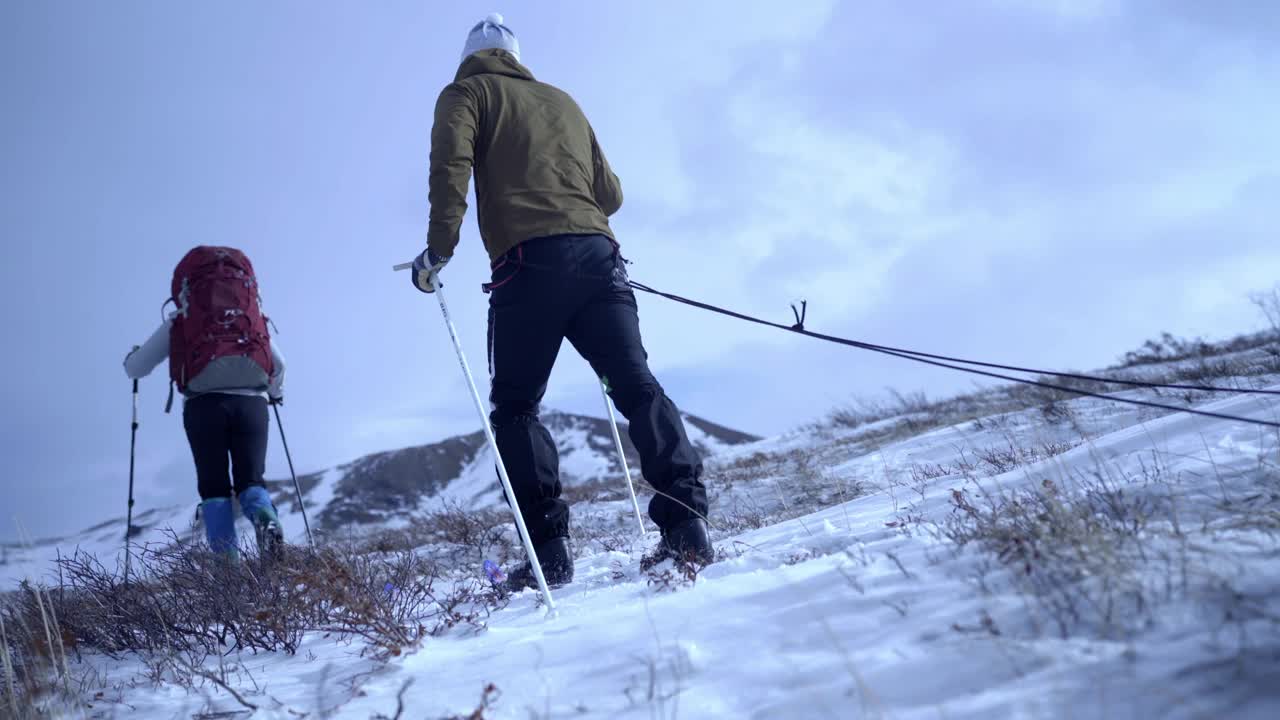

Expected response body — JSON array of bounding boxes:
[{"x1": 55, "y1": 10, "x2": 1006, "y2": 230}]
[
  {"x1": 657, "y1": 518, "x2": 715, "y2": 565},
  {"x1": 503, "y1": 537, "x2": 574, "y2": 592}
]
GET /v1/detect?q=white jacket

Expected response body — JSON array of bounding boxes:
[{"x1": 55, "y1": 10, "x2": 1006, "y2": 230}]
[{"x1": 124, "y1": 315, "x2": 285, "y2": 401}]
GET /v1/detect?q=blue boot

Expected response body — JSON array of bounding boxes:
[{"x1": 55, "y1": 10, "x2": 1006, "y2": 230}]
[
  {"x1": 238, "y1": 486, "x2": 284, "y2": 558},
  {"x1": 201, "y1": 497, "x2": 239, "y2": 560}
]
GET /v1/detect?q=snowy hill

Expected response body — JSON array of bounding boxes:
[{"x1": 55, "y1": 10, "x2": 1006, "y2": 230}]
[
  {"x1": 0, "y1": 410, "x2": 757, "y2": 586},
  {"x1": 4, "y1": 334, "x2": 1280, "y2": 718},
  {"x1": 281, "y1": 410, "x2": 756, "y2": 533},
  {"x1": 317, "y1": 383, "x2": 1280, "y2": 719}
]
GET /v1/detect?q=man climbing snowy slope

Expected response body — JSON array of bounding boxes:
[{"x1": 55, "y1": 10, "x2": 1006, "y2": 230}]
[
  {"x1": 125, "y1": 246, "x2": 287, "y2": 560},
  {"x1": 409, "y1": 13, "x2": 715, "y2": 589}
]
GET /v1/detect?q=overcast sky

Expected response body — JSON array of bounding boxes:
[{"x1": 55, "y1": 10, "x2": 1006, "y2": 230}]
[{"x1": 2, "y1": 1, "x2": 1277, "y2": 541}]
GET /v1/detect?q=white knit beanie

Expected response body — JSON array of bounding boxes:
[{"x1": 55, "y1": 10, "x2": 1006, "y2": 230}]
[{"x1": 461, "y1": 13, "x2": 520, "y2": 63}]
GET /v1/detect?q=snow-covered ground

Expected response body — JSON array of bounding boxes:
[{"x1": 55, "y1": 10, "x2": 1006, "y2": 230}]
[
  {"x1": 37, "y1": 374, "x2": 1278, "y2": 719},
  {"x1": 0, "y1": 504, "x2": 189, "y2": 588}
]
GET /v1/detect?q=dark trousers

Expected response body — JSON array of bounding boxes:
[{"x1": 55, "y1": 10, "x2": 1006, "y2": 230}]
[
  {"x1": 486, "y1": 234, "x2": 707, "y2": 545},
  {"x1": 183, "y1": 393, "x2": 270, "y2": 501}
]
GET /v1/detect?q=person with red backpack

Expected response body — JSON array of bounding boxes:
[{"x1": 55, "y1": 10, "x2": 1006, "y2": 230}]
[{"x1": 124, "y1": 246, "x2": 286, "y2": 560}]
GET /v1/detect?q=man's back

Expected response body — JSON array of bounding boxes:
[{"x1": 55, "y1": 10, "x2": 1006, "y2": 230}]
[
  {"x1": 410, "y1": 16, "x2": 717, "y2": 586},
  {"x1": 427, "y1": 50, "x2": 623, "y2": 262}
]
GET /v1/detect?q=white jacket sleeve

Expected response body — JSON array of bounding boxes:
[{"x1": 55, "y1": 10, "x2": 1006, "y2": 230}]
[
  {"x1": 124, "y1": 318, "x2": 172, "y2": 380},
  {"x1": 267, "y1": 341, "x2": 286, "y2": 399}
]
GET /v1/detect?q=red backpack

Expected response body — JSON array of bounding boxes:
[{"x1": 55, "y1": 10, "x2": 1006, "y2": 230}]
[{"x1": 166, "y1": 246, "x2": 274, "y2": 410}]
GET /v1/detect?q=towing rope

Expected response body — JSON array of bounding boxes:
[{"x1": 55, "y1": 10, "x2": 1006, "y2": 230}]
[{"x1": 627, "y1": 280, "x2": 1280, "y2": 430}]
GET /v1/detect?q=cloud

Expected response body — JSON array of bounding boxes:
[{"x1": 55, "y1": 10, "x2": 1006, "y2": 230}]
[
  {"x1": 578, "y1": 0, "x2": 1280, "y2": 437},
  {"x1": 3, "y1": 0, "x2": 1278, "y2": 541}
]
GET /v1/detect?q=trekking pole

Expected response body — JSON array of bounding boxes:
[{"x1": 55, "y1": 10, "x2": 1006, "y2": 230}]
[
  {"x1": 272, "y1": 402, "x2": 315, "y2": 548},
  {"x1": 394, "y1": 260, "x2": 556, "y2": 612},
  {"x1": 125, "y1": 377, "x2": 139, "y2": 583},
  {"x1": 600, "y1": 378, "x2": 645, "y2": 536}
]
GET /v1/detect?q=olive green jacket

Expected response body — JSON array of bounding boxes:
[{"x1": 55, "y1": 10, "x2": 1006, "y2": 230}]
[{"x1": 427, "y1": 50, "x2": 623, "y2": 262}]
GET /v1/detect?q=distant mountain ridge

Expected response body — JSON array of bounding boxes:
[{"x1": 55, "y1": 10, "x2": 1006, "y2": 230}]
[
  {"x1": 269, "y1": 410, "x2": 758, "y2": 531},
  {"x1": 1, "y1": 410, "x2": 758, "y2": 582}
]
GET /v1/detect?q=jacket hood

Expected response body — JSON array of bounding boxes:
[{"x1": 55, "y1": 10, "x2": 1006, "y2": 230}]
[{"x1": 455, "y1": 49, "x2": 535, "y2": 83}]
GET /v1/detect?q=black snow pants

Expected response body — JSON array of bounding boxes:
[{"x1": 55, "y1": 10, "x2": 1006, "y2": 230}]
[
  {"x1": 183, "y1": 393, "x2": 270, "y2": 501},
  {"x1": 485, "y1": 234, "x2": 707, "y2": 546}
]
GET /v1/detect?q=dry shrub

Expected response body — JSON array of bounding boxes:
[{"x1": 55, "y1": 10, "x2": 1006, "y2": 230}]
[
  {"x1": 445, "y1": 682, "x2": 501, "y2": 720},
  {"x1": 1250, "y1": 286, "x2": 1280, "y2": 336},
  {"x1": 640, "y1": 560, "x2": 701, "y2": 594},
  {"x1": 971, "y1": 441, "x2": 1075, "y2": 475},
  {"x1": 359, "y1": 503, "x2": 509, "y2": 566},
  {"x1": 828, "y1": 390, "x2": 933, "y2": 431},
  {"x1": 573, "y1": 523, "x2": 642, "y2": 558},
  {"x1": 2, "y1": 534, "x2": 508, "y2": 683},
  {"x1": 296, "y1": 544, "x2": 504, "y2": 657},
  {"x1": 706, "y1": 446, "x2": 866, "y2": 531},
  {"x1": 0, "y1": 581, "x2": 76, "y2": 718},
  {"x1": 943, "y1": 475, "x2": 1173, "y2": 638},
  {"x1": 716, "y1": 496, "x2": 772, "y2": 535},
  {"x1": 560, "y1": 479, "x2": 629, "y2": 505},
  {"x1": 909, "y1": 441, "x2": 1076, "y2": 485},
  {"x1": 820, "y1": 327, "x2": 1280, "y2": 448},
  {"x1": 1120, "y1": 332, "x2": 1217, "y2": 367},
  {"x1": 709, "y1": 451, "x2": 786, "y2": 492}
]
